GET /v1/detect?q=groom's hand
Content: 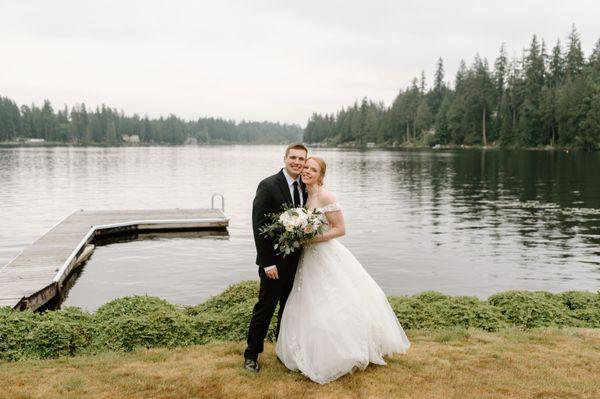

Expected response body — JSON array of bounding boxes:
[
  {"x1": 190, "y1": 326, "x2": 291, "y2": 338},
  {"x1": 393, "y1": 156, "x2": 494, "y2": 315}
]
[{"x1": 265, "y1": 266, "x2": 279, "y2": 279}]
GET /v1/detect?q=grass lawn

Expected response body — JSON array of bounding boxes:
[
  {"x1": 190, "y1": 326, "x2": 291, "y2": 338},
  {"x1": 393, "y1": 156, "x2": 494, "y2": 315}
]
[{"x1": 1, "y1": 328, "x2": 599, "y2": 399}]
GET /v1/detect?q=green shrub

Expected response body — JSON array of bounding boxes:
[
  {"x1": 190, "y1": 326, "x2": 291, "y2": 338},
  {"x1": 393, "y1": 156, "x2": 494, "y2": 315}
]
[
  {"x1": 26, "y1": 307, "x2": 94, "y2": 359},
  {"x1": 390, "y1": 296, "x2": 447, "y2": 330},
  {"x1": 186, "y1": 280, "x2": 259, "y2": 315},
  {"x1": 1, "y1": 282, "x2": 599, "y2": 362},
  {"x1": 488, "y1": 291, "x2": 573, "y2": 328},
  {"x1": 389, "y1": 294, "x2": 506, "y2": 331},
  {"x1": 431, "y1": 296, "x2": 506, "y2": 331},
  {"x1": 95, "y1": 295, "x2": 178, "y2": 322},
  {"x1": 0, "y1": 307, "x2": 39, "y2": 361},
  {"x1": 93, "y1": 296, "x2": 193, "y2": 351},
  {"x1": 189, "y1": 312, "x2": 231, "y2": 345},
  {"x1": 412, "y1": 291, "x2": 449, "y2": 303},
  {"x1": 186, "y1": 281, "x2": 277, "y2": 343},
  {"x1": 559, "y1": 291, "x2": 598, "y2": 310},
  {"x1": 560, "y1": 291, "x2": 600, "y2": 327},
  {"x1": 388, "y1": 296, "x2": 419, "y2": 329}
]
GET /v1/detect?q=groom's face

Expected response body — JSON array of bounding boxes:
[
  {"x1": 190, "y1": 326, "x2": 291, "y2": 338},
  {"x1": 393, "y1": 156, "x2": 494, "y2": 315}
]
[{"x1": 284, "y1": 148, "x2": 307, "y2": 179}]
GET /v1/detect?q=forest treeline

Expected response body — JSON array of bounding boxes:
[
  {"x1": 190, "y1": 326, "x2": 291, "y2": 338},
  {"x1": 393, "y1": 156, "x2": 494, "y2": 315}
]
[
  {"x1": 0, "y1": 99, "x2": 302, "y2": 145},
  {"x1": 303, "y1": 26, "x2": 600, "y2": 151}
]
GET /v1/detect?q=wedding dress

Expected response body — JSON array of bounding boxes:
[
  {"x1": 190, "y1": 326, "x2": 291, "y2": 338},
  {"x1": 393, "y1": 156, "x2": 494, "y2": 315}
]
[{"x1": 275, "y1": 203, "x2": 410, "y2": 384}]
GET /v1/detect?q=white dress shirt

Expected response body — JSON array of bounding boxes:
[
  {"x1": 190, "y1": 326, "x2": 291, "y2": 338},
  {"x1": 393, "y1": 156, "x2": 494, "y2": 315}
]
[
  {"x1": 281, "y1": 168, "x2": 304, "y2": 208},
  {"x1": 264, "y1": 169, "x2": 303, "y2": 272}
]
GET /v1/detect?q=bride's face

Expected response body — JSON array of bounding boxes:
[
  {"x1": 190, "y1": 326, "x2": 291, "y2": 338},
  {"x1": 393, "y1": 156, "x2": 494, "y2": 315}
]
[{"x1": 302, "y1": 159, "x2": 320, "y2": 185}]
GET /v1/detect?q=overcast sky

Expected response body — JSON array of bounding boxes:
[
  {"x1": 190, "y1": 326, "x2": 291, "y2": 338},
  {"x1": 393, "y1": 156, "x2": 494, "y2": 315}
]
[{"x1": 0, "y1": 1, "x2": 598, "y2": 126}]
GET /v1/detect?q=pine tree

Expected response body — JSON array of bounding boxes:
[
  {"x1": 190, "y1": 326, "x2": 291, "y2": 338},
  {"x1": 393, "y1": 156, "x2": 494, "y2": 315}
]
[
  {"x1": 415, "y1": 99, "x2": 433, "y2": 137},
  {"x1": 106, "y1": 119, "x2": 117, "y2": 144},
  {"x1": 564, "y1": 24, "x2": 584, "y2": 80},
  {"x1": 494, "y1": 43, "x2": 508, "y2": 94},
  {"x1": 419, "y1": 70, "x2": 427, "y2": 94},
  {"x1": 548, "y1": 40, "x2": 564, "y2": 88},
  {"x1": 40, "y1": 100, "x2": 56, "y2": 142},
  {"x1": 518, "y1": 35, "x2": 546, "y2": 145},
  {"x1": 429, "y1": 57, "x2": 446, "y2": 115},
  {"x1": 434, "y1": 95, "x2": 452, "y2": 144}
]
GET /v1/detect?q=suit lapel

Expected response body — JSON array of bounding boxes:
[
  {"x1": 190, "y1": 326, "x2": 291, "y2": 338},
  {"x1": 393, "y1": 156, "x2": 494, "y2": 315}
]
[{"x1": 276, "y1": 170, "x2": 293, "y2": 206}]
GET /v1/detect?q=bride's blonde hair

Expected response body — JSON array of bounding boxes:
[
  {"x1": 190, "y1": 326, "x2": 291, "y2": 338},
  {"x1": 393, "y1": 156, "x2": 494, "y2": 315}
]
[{"x1": 307, "y1": 156, "x2": 326, "y2": 186}]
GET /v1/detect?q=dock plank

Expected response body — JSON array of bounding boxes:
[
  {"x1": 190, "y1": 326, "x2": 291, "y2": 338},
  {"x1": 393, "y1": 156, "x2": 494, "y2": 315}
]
[{"x1": 0, "y1": 208, "x2": 228, "y2": 310}]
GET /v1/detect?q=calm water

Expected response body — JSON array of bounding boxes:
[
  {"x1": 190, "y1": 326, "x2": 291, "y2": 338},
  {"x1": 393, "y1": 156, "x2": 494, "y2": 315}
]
[{"x1": 1, "y1": 146, "x2": 599, "y2": 310}]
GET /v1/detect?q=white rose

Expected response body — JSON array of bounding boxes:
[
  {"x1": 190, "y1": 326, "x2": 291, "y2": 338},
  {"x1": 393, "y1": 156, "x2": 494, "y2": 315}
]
[
  {"x1": 296, "y1": 212, "x2": 308, "y2": 227},
  {"x1": 290, "y1": 214, "x2": 301, "y2": 227},
  {"x1": 284, "y1": 220, "x2": 295, "y2": 231},
  {"x1": 279, "y1": 213, "x2": 288, "y2": 224}
]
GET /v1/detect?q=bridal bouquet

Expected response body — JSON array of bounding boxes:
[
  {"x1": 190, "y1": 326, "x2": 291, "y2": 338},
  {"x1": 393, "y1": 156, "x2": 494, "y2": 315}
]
[{"x1": 259, "y1": 206, "x2": 326, "y2": 257}]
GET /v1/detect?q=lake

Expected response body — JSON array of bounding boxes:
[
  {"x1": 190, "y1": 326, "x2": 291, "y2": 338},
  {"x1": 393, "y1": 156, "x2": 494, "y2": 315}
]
[{"x1": 1, "y1": 146, "x2": 599, "y2": 310}]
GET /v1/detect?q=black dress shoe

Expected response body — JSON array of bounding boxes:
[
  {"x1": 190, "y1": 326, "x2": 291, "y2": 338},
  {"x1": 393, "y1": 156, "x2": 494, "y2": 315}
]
[{"x1": 244, "y1": 358, "x2": 260, "y2": 372}]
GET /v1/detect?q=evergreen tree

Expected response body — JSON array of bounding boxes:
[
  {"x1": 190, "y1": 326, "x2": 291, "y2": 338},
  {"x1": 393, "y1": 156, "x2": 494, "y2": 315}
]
[
  {"x1": 70, "y1": 103, "x2": 88, "y2": 143},
  {"x1": 363, "y1": 105, "x2": 379, "y2": 143},
  {"x1": 556, "y1": 76, "x2": 586, "y2": 146},
  {"x1": 415, "y1": 99, "x2": 433, "y2": 137},
  {"x1": 518, "y1": 35, "x2": 546, "y2": 146},
  {"x1": 579, "y1": 39, "x2": 600, "y2": 150},
  {"x1": 494, "y1": 43, "x2": 508, "y2": 94},
  {"x1": 434, "y1": 95, "x2": 452, "y2": 144},
  {"x1": 419, "y1": 70, "x2": 427, "y2": 94},
  {"x1": 463, "y1": 55, "x2": 495, "y2": 145},
  {"x1": 549, "y1": 40, "x2": 564, "y2": 88},
  {"x1": 564, "y1": 24, "x2": 585, "y2": 80},
  {"x1": 105, "y1": 119, "x2": 118, "y2": 144},
  {"x1": 0, "y1": 97, "x2": 21, "y2": 141},
  {"x1": 19, "y1": 105, "x2": 32, "y2": 139},
  {"x1": 39, "y1": 100, "x2": 55, "y2": 142},
  {"x1": 429, "y1": 57, "x2": 447, "y2": 115},
  {"x1": 349, "y1": 101, "x2": 363, "y2": 142}
]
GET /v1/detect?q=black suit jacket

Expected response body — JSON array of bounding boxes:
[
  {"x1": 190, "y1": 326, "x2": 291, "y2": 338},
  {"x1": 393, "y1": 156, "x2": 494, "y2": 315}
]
[{"x1": 252, "y1": 170, "x2": 308, "y2": 268}]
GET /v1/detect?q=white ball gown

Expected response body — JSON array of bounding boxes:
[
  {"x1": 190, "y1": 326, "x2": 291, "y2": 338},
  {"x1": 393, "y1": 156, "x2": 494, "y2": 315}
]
[{"x1": 275, "y1": 203, "x2": 410, "y2": 384}]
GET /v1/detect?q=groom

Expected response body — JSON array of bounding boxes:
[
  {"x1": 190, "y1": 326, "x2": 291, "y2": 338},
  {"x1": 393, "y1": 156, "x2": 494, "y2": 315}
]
[{"x1": 243, "y1": 143, "x2": 308, "y2": 372}]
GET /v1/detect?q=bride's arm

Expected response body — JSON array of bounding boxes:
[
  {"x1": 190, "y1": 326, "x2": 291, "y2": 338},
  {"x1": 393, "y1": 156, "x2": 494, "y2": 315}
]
[{"x1": 312, "y1": 207, "x2": 345, "y2": 243}]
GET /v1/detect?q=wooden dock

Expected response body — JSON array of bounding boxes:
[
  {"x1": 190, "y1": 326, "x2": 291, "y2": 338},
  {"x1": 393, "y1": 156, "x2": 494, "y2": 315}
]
[{"x1": 0, "y1": 209, "x2": 229, "y2": 311}]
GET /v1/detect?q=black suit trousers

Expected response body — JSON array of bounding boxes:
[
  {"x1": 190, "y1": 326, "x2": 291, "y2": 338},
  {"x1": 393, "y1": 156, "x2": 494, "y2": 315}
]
[{"x1": 244, "y1": 258, "x2": 299, "y2": 360}]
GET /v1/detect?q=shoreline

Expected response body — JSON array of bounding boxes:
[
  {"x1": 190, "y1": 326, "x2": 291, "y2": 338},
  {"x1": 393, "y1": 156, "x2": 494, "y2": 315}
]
[
  {"x1": 0, "y1": 141, "x2": 589, "y2": 151},
  {"x1": 0, "y1": 141, "x2": 288, "y2": 148},
  {"x1": 316, "y1": 142, "x2": 586, "y2": 151}
]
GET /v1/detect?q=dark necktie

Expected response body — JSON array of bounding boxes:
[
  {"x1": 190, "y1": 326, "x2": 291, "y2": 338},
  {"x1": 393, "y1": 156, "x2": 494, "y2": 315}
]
[{"x1": 293, "y1": 181, "x2": 301, "y2": 207}]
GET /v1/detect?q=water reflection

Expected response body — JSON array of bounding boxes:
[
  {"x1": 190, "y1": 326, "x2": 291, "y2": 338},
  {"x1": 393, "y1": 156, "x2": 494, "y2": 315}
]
[{"x1": 58, "y1": 231, "x2": 230, "y2": 310}]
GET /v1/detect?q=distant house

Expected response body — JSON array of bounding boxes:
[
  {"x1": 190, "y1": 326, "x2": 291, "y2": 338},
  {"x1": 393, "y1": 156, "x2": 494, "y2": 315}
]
[
  {"x1": 26, "y1": 138, "x2": 45, "y2": 143},
  {"x1": 366, "y1": 142, "x2": 375, "y2": 148},
  {"x1": 122, "y1": 134, "x2": 140, "y2": 143}
]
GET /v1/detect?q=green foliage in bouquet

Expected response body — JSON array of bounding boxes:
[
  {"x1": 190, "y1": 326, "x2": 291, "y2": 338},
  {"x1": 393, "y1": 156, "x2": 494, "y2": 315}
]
[{"x1": 259, "y1": 205, "x2": 326, "y2": 257}]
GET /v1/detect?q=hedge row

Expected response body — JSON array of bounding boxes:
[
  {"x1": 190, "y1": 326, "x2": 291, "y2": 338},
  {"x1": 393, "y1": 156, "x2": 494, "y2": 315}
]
[{"x1": 1, "y1": 281, "x2": 598, "y2": 361}]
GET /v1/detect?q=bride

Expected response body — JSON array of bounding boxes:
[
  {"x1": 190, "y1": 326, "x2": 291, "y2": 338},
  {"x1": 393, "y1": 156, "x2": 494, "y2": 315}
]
[{"x1": 276, "y1": 156, "x2": 410, "y2": 384}]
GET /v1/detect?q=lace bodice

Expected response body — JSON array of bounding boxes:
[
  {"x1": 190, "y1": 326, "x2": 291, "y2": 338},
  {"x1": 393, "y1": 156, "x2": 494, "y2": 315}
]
[{"x1": 316, "y1": 202, "x2": 342, "y2": 213}]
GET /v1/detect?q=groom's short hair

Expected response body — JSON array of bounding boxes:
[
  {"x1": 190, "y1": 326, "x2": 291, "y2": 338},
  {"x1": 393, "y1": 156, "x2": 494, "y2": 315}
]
[{"x1": 285, "y1": 143, "x2": 308, "y2": 157}]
